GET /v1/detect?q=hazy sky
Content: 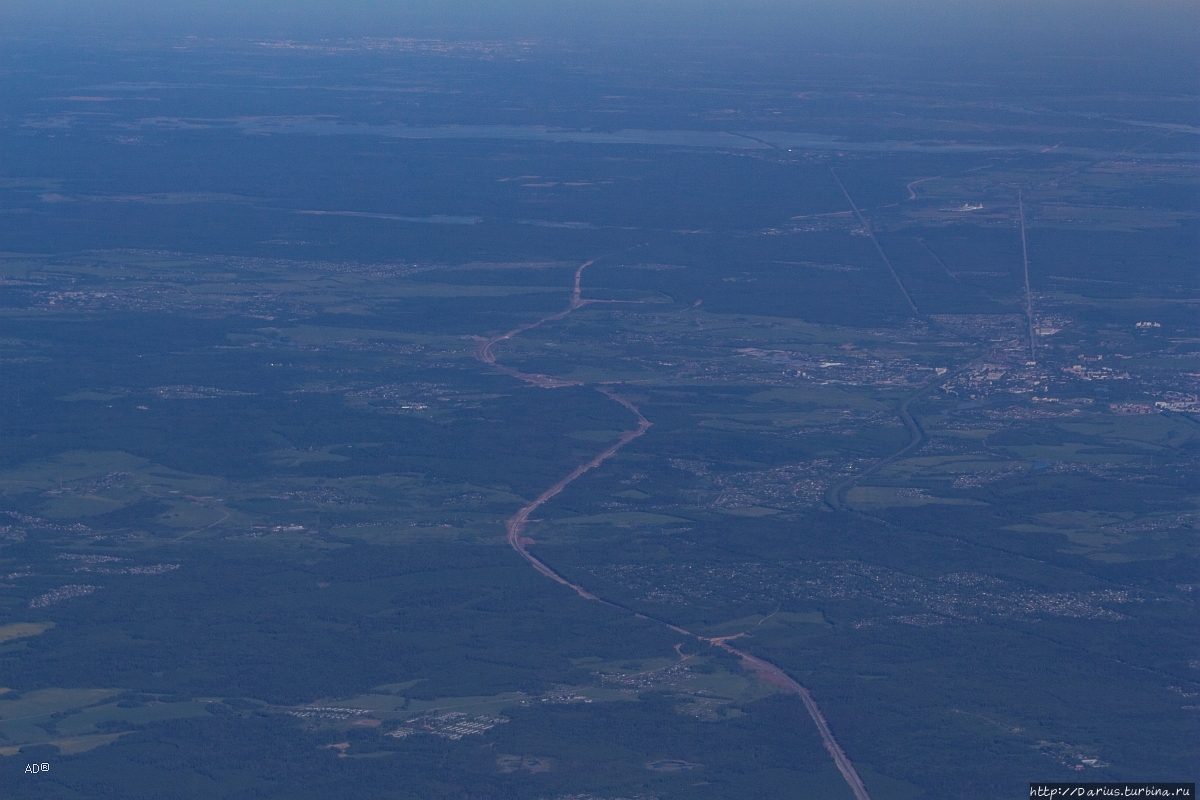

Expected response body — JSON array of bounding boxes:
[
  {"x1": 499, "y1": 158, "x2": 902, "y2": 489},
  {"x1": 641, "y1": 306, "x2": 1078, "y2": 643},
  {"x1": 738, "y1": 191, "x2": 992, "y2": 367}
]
[
  {"x1": 3, "y1": 0, "x2": 1196, "y2": 47},
  {"x1": 2, "y1": 1, "x2": 1196, "y2": 95}
]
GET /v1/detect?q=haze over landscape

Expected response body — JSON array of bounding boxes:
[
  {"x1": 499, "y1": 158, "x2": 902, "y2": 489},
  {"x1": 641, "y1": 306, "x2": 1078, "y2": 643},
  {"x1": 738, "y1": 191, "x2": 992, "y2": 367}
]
[{"x1": 0, "y1": 2, "x2": 1196, "y2": 797}]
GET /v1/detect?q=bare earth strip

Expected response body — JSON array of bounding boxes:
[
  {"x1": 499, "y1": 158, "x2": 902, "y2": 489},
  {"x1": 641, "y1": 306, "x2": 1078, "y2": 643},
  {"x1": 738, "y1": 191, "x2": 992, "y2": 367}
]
[
  {"x1": 474, "y1": 260, "x2": 873, "y2": 800},
  {"x1": 503, "y1": 391, "x2": 650, "y2": 603},
  {"x1": 473, "y1": 260, "x2": 595, "y2": 388}
]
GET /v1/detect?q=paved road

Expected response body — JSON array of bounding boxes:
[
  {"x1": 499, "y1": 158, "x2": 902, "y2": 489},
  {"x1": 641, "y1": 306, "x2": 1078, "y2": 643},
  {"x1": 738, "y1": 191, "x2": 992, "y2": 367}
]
[
  {"x1": 1018, "y1": 192, "x2": 1037, "y2": 363},
  {"x1": 830, "y1": 166, "x2": 918, "y2": 315}
]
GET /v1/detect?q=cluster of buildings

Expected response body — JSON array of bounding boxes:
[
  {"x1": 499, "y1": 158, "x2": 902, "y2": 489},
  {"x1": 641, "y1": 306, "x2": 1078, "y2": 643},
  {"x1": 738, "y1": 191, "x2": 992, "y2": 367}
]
[{"x1": 387, "y1": 712, "x2": 508, "y2": 740}]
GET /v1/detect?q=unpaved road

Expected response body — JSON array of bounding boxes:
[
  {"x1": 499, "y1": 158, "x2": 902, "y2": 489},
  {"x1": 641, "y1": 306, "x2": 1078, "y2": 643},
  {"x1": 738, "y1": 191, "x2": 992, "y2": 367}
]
[
  {"x1": 474, "y1": 260, "x2": 873, "y2": 800},
  {"x1": 473, "y1": 260, "x2": 595, "y2": 388},
  {"x1": 502, "y1": 391, "x2": 650, "y2": 603}
]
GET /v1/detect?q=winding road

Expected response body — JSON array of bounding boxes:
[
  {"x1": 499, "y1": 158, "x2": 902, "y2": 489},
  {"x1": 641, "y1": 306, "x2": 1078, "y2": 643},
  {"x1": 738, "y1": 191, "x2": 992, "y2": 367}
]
[
  {"x1": 473, "y1": 260, "x2": 873, "y2": 800},
  {"x1": 502, "y1": 390, "x2": 650, "y2": 604}
]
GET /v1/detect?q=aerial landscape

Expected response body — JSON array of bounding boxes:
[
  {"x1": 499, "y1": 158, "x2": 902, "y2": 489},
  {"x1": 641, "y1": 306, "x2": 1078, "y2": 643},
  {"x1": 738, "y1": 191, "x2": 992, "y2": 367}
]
[{"x1": 0, "y1": 2, "x2": 1196, "y2": 797}]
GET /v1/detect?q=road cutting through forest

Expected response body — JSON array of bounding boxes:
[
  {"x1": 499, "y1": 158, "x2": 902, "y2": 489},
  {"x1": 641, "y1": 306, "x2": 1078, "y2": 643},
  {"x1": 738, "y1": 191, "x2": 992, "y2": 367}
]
[{"x1": 474, "y1": 260, "x2": 873, "y2": 800}]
